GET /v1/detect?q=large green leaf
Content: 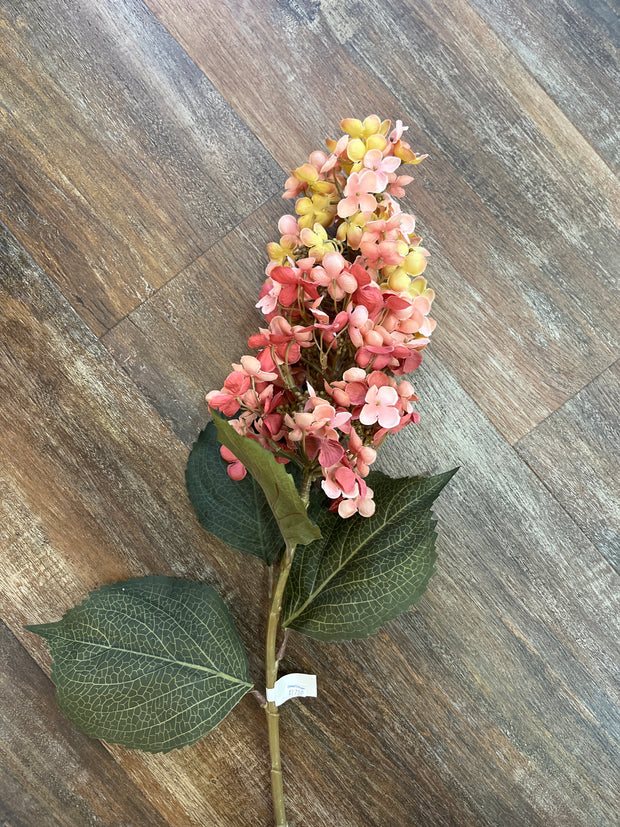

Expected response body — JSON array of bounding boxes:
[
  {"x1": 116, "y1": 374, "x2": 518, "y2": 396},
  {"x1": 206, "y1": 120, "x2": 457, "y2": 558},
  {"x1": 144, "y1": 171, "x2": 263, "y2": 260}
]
[
  {"x1": 26, "y1": 576, "x2": 252, "y2": 753},
  {"x1": 186, "y1": 421, "x2": 284, "y2": 564},
  {"x1": 282, "y1": 469, "x2": 457, "y2": 641},
  {"x1": 211, "y1": 413, "x2": 321, "y2": 548}
]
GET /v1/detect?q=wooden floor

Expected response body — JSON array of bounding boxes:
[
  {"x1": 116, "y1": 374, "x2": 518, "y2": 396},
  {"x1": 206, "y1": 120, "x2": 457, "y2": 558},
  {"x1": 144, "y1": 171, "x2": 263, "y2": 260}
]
[{"x1": 1, "y1": 1, "x2": 618, "y2": 825}]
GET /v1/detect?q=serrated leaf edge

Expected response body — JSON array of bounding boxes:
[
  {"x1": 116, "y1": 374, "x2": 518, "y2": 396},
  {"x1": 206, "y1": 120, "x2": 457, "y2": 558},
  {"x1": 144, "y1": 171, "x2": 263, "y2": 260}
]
[
  {"x1": 26, "y1": 575, "x2": 253, "y2": 753},
  {"x1": 282, "y1": 470, "x2": 454, "y2": 631},
  {"x1": 185, "y1": 423, "x2": 284, "y2": 564},
  {"x1": 27, "y1": 575, "x2": 253, "y2": 689}
]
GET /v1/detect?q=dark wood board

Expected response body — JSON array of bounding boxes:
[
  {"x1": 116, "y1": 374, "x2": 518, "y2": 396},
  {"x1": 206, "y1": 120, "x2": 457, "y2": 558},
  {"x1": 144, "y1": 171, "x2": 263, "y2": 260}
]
[
  {"x1": 103, "y1": 198, "x2": 288, "y2": 448},
  {"x1": 1, "y1": 0, "x2": 618, "y2": 823},
  {"x1": 468, "y1": 0, "x2": 620, "y2": 169},
  {"x1": 0, "y1": 0, "x2": 281, "y2": 336},
  {"x1": 0, "y1": 620, "x2": 169, "y2": 827},
  {"x1": 143, "y1": 0, "x2": 618, "y2": 446},
  {"x1": 516, "y1": 361, "x2": 620, "y2": 571}
]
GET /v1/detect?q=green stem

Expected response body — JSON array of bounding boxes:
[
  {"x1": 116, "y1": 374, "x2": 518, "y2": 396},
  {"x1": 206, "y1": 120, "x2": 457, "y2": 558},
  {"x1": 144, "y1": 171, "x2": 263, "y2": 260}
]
[
  {"x1": 265, "y1": 545, "x2": 292, "y2": 826},
  {"x1": 264, "y1": 470, "x2": 313, "y2": 827}
]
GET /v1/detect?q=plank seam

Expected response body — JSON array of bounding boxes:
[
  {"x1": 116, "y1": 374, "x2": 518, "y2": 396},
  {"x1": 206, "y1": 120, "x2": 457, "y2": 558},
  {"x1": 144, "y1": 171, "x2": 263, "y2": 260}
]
[
  {"x1": 100, "y1": 192, "x2": 284, "y2": 341},
  {"x1": 513, "y1": 357, "x2": 620, "y2": 444},
  {"x1": 452, "y1": 0, "x2": 617, "y2": 177}
]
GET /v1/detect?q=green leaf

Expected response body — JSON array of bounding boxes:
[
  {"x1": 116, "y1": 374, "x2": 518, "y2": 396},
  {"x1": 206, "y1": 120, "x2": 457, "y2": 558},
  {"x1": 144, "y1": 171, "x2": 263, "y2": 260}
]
[
  {"x1": 282, "y1": 468, "x2": 458, "y2": 641},
  {"x1": 211, "y1": 412, "x2": 321, "y2": 548},
  {"x1": 26, "y1": 576, "x2": 252, "y2": 753},
  {"x1": 186, "y1": 421, "x2": 285, "y2": 564}
]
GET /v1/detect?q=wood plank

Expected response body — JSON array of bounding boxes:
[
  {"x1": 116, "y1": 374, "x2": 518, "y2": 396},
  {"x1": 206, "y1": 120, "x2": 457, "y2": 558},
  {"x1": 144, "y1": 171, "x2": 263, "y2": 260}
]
[
  {"x1": 103, "y1": 215, "x2": 619, "y2": 822},
  {"x1": 516, "y1": 362, "x2": 620, "y2": 571},
  {"x1": 0, "y1": 0, "x2": 281, "y2": 336},
  {"x1": 0, "y1": 222, "x2": 271, "y2": 826},
  {"x1": 0, "y1": 620, "x2": 169, "y2": 827},
  {"x1": 374, "y1": 352, "x2": 619, "y2": 826},
  {"x1": 2, "y1": 0, "x2": 618, "y2": 823},
  {"x1": 103, "y1": 198, "x2": 288, "y2": 447},
  {"x1": 467, "y1": 0, "x2": 620, "y2": 169},
  {"x1": 143, "y1": 0, "x2": 618, "y2": 444}
]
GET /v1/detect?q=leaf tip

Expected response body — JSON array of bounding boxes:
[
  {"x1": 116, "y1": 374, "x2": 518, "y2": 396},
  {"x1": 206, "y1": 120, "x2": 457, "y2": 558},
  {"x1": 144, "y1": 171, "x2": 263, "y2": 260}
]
[{"x1": 432, "y1": 465, "x2": 459, "y2": 494}]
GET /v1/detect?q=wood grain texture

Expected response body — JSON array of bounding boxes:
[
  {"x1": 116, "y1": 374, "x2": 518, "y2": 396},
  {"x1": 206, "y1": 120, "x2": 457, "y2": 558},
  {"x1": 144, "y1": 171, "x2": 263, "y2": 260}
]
[
  {"x1": 0, "y1": 0, "x2": 281, "y2": 336},
  {"x1": 373, "y1": 352, "x2": 619, "y2": 827},
  {"x1": 3, "y1": 197, "x2": 618, "y2": 825},
  {"x1": 0, "y1": 620, "x2": 169, "y2": 827},
  {"x1": 467, "y1": 0, "x2": 620, "y2": 169},
  {"x1": 103, "y1": 210, "x2": 619, "y2": 823},
  {"x1": 0, "y1": 222, "x2": 270, "y2": 826},
  {"x1": 2, "y1": 0, "x2": 619, "y2": 824},
  {"x1": 516, "y1": 361, "x2": 620, "y2": 571},
  {"x1": 103, "y1": 198, "x2": 287, "y2": 447},
  {"x1": 143, "y1": 0, "x2": 619, "y2": 445}
]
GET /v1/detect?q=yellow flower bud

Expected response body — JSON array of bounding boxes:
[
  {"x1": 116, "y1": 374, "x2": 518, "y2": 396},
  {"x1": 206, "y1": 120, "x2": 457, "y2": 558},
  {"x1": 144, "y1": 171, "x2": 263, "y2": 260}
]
[
  {"x1": 396, "y1": 240, "x2": 410, "y2": 258},
  {"x1": 311, "y1": 180, "x2": 337, "y2": 194},
  {"x1": 387, "y1": 270, "x2": 411, "y2": 292},
  {"x1": 341, "y1": 118, "x2": 364, "y2": 139},
  {"x1": 363, "y1": 115, "x2": 381, "y2": 135},
  {"x1": 404, "y1": 248, "x2": 428, "y2": 276},
  {"x1": 347, "y1": 138, "x2": 366, "y2": 162},
  {"x1": 294, "y1": 163, "x2": 318, "y2": 183},
  {"x1": 394, "y1": 142, "x2": 422, "y2": 164},
  {"x1": 366, "y1": 134, "x2": 387, "y2": 152},
  {"x1": 409, "y1": 276, "x2": 428, "y2": 295}
]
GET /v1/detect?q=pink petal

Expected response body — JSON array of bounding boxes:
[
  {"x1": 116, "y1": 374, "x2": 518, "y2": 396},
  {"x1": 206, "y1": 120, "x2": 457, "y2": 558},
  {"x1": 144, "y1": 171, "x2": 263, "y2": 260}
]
[
  {"x1": 227, "y1": 461, "x2": 247, "y2": 481},
  {"x1": 364, "y1": 149, "x2": 383, "y2": 168},
  {"x1": 382, "y1": 156, "x2": 401, "y2": 173},
  {"x1": 332, "y1": 411, "x2": 352, "y2": 431},
  {"x1": 359, "y1": 403, "x2": 379, "y2": 426},
  {"x1": 278, "y1": 214, "x2": 299, "y2": 235},
  {"x1": 226, "y1": 460, "x2": 248, "y2": 482},
  {"x1": 358, "y1": 496, "x2": 376, "y2": 517},
  {"x1": 310, "y1": 306, "x2": 329, "y2": 323},
  {"x1": 343, "y1": 367, "x2": 367, "y2": 383},
  {"x1": 220, "y1": 445, "x2": 238, "y2": 463},
  {"x1": 377, "y1": 385, "x2": 399, "y2": 406},
  {"x1": 334, "y1": 466, "x2": 358, "y2": 495},
  {"x1": 270, "y1": 266, "x2": 299, "y2": 285},
  {"x1": 337, "y1": 197, "x2": 357, "y2": 219},
  {"x1": 338, "y1": 499, "x2": 358, "y2": 518},
  {"x1": 363, "y1": 385, "x2": 379, "y2": 404},
  {"x1": 224, "y1": 371, "x2": 251, "y2": 394},
  {"x1": 319, "y1": 438, "x2": 345, "y2": 467},
  {"x1": 345, "y1": 381, "x2": 368, "y2": 405},
  {"x1": 322, "y1": 477, "x2": 342, "y2": 499},
  {"x1": 358, "y1": 193, "x2": 378, "y2": 213},
  {"x1": 378, "y1": 406, "x2": 400, "y2": 429},
  {"x1": 358, "y1": 169, "x2": 378, "y2": 191}
]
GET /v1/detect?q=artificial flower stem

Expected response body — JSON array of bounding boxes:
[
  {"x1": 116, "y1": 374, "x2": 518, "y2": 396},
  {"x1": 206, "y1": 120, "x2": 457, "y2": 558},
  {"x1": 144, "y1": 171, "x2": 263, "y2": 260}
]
[
  {"x1": 264, "y1": 471, "x2": 313, "y2": 827},
  {"x1": 265, "y1": 540, "x2": 294, "y2": 827}
]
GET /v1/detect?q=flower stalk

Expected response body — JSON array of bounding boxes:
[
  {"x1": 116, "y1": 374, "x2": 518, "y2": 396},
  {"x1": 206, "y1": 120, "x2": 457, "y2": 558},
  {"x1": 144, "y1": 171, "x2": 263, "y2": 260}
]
[
  {"x1": 265, "y1": 545, "x2": 292, "y2": 826},
  {"x1": 264, "y1": 470, "x2": 314, "y2": 826},
  {"x1": 204, "y1": 115, "x2": 442, "y2": 824}
]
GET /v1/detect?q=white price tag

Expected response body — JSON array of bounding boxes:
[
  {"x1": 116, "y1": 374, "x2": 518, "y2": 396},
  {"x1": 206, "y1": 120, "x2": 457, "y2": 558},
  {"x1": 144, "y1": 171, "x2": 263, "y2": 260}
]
[{"x1": 266, "y1": 673, "x2": 317, "y2": 706}]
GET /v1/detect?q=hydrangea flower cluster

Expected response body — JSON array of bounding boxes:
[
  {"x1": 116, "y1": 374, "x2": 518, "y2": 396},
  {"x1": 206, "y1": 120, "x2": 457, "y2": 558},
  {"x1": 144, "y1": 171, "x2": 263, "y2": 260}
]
[{"x1": 207, "y1": 116, "x2": 436, "y2": 519}]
